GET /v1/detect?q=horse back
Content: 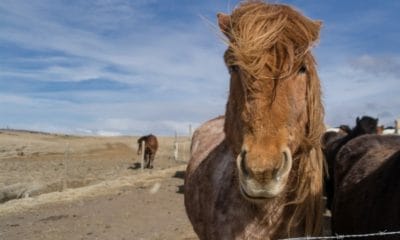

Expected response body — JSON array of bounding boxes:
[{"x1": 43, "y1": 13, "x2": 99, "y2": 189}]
[
  {"x1": 334, "y1": 134, "x2": 400, "y2": 191},
  {"x1": 188, "y1": 116, "x2": 225, "y2": 172},
  {"x1": 184, "y1": 116, "x2": 230, "y2": 239},
  {"x1": 332, "y1": 134, "x2": 400, "y2": 235},
  {"x1": 146, "y1": 134, "x2": 158, "y2": 153}
]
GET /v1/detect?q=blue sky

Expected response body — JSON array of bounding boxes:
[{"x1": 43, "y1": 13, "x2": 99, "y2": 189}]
[{"x1": 1, "y1": 0, "x2": 399, "y2": 136}]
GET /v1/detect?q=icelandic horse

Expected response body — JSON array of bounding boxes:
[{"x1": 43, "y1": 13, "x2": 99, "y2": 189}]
[
  {"x1": 185, "y1": 1, "x2": 325, "y2": 239},
  {"x1": 137, "y1": 134, "x2": 158, "y2": 169}
]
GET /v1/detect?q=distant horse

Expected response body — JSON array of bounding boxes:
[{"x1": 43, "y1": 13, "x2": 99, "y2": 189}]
[
  {"x1": 322, "y1": 116, "x2": 380, "y2": 210},
  {"x1": 332, "y1": 135, "x2": 400, "y2": 237},
  {"x1": 137, "y1": 134, "x2": 158, "y2": 169},
  {"x1": 351, "y1": 116, "x2": 378, "y2": 136},
  {"x1": 185, "y1": 2, "x2": 325, "y2": 239}
]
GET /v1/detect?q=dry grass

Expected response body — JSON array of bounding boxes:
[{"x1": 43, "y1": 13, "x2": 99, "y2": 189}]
[
  {"x1": 0, "y1": 165, "x2": 186, "y2": 216},
  {"x1": 0, "y1": 130, "x2": 191, "y2": 203}
]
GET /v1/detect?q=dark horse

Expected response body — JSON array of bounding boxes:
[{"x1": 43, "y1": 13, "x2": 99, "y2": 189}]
[
  {"x1": 332, "y1": 135, "x2": 400, "y2": 238},
  {"x1": 137, "y1": 134, "x2": 158, "y2": 169},
  {"x1": 322, "y1": 116, "x2": 380, "y2": 210}
]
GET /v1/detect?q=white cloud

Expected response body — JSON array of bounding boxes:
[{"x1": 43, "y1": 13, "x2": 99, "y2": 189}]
[
  {"x1": 0, "y1": 94, "x2": 34, "y2": 105},
  {"x1": 95, "y1": 130, "x2": 123, "y2": 137},
  {"x1": 321, "y1": 54, "x2": 400, "y2": 127},
  {"x1": 0, "y1": 0, "x2": 228, "y2": 93},
  {"x1": 350, "y1": 54, "x2": 400, "y2": 78},
  {"x1": 0, "y1": 0, "x2": 229, "y2": 135}
]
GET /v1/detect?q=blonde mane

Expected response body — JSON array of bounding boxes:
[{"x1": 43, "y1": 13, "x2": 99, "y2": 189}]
[{"x1": 224, "y1": 1, "x2": 321, "y2": 81}]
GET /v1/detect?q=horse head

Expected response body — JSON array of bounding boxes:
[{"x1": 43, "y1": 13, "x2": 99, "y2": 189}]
[
  {"x1": 219, "y1": 2, "x2": 324, "y2": 201},
  {"x1": 354, "y1": 116, "x2": 379, "y2": 135}
]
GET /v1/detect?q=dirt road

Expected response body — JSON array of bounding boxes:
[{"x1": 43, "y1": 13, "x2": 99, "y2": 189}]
[{"x1": 0, "y1": 165, "x2": 197, "y2": 240}]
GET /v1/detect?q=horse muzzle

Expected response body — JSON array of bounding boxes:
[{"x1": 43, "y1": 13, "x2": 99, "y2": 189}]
[{"x1": 236, "y1": 147, "x2": 293, "y2": 200}]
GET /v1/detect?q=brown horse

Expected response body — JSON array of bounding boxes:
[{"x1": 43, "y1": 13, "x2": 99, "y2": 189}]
[
  {"x1": 332, "y1": 135, "x2": 400, "y2": 237},
  {"x1": 322, "y1": 116, "x2": 380, "y2": 210},
  {"x1": 184, "y1": 2, "x2": 325, "y2": 239},
  {"x1": 137, "y1": 134, "x2": 158, "y2": 169},
  {"x1": 190, "y1": 115, "x2": 225, "y2": 163}
]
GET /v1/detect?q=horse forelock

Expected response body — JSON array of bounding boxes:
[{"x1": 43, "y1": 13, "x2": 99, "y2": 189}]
[{"x1": 226, "y1": 1, "x2": 321, "y2": 81}]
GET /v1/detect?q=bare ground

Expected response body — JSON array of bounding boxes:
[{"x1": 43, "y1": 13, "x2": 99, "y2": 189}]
[
  {"x1": 0, "y1": 130, "x2": 196, "y2": 240},
  {"x1": 0, "y1": 130, "x2": 331, "y2": 239}
]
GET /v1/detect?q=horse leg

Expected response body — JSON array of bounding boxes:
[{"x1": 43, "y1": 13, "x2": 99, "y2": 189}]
[
  {"x1": 149, "y1": 153, "x2": 155, "y2": 169},
  {"x1": 145, "y1": 153, "x2": 151, "y2": 168}
]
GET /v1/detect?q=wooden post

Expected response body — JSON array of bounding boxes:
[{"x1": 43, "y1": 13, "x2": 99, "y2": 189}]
[
  {"x1": 174, "y1": 131, "x2": 179, "y2": 162},
  {"x1": 395, "y1": 119, "x2": 399, "y2": 134},
  {"x1": 174, "y1": 142, "x2": 179, "y2": 162},
  {"x1": 63, "y1": 143, "x2": 69, "y2": 191},
  {"x1": 141, "y1": 140, "x2": 145, "y2": 171}
]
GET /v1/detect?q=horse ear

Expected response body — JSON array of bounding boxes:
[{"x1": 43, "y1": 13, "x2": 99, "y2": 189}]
[
  {"x1": 314, "y1": 20, "x2": 323, "y2": 29},
  {"x1": 217, "y1": 13, "x2": 231, "y2": 36},
  {"x1": 311, "y1": 20, "x2": 323, "y2": 43},
  {"x1": 356, "y1": 117, "x2": 360, "y2": 123}
]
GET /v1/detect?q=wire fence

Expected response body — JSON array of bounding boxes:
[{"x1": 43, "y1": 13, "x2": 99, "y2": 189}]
[{"x1": 279, "y1": 231, "x2": 400, "y2": 240}]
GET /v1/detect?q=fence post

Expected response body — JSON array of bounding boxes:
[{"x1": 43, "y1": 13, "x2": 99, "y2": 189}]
[
  {"x1": 141, "y1": 140, "x2": 145, "y2": 171},
  {"x1": 63, "y1": 142, "x2": 69, "y2": 191},
  {"x1": 188, "y1": 124, "x2": 192, "y2": 140},
  {"x1": 395, "y1": 119, "x2": 399, "y2": 134},
  {"x1": 174, "y1": 131, "x2": 179, "y2": 161}
]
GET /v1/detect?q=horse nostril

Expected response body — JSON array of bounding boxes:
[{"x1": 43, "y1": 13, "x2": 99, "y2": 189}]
[
  {"x1": 273, "y1": 148, "x2": 293, "y2": 182},
  {"x1": 240, "y1": 150, "x2": 250, "y2": 177}
]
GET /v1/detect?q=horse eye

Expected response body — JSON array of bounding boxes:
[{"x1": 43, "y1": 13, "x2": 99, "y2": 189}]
[
  {"x1": 228, "y1": 65, "x2": 239, "y2": 74},
  {"x1": 298, "y1": 65, "x2": 307, "y2": 74}
]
